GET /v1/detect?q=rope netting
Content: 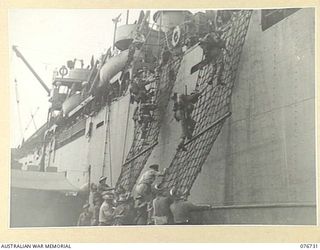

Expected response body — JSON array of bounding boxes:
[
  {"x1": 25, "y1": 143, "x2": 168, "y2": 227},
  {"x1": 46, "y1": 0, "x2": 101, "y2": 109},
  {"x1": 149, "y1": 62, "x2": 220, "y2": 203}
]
[
  {"x1": 115, "y1": 56, "x2": 182, "y2": 191},
  {"x1": 161, "y1": 10, "x2": 252, "y2": 194}
]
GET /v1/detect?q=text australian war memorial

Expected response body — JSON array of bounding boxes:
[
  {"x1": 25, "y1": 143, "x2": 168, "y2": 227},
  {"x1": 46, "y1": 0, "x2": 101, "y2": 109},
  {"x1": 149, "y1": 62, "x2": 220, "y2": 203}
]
[{"x1": 10, "y1": 8, "x2": 316, "y2": 227}]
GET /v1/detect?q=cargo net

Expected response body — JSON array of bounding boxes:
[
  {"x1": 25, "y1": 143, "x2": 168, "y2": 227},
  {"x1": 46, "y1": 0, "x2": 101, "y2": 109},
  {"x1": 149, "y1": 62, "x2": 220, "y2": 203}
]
[
  {"x1": 161, "y1": 10, "x2": 252, "y2": 194},
  {"x1": 115, "y1": 56, "x2": 182, "y2": 192}
]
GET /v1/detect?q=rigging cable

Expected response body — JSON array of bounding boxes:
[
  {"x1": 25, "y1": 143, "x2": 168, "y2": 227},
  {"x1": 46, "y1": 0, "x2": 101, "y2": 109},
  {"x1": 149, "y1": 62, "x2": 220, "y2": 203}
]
[
  {"x1": 24, "y1": 106, "x2": 39, "y2": 132},
  {"x1": 14, "y1": 78, "x2": 24, "y2": 144},
  {"x1": 121, "y1": 98, "x2": 131, "y2": 165},
  {"x1": 107, "y1": 105, "x2": 113, "y2": 186}
]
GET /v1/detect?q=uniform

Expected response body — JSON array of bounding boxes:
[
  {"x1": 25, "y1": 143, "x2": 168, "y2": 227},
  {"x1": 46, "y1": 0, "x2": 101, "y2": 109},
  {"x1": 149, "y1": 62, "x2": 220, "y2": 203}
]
[
  {"x1": 97, "y1": 183, "x2": 110, "y2": 193},
  {"x1": 135, "y1": 169, "x2": 158, "y2": 201},
  {"x1": 113, "y1": 202, "x2": 133, "y2": 225},
  {"x1": 134, "y1": 199, "x2": 148, "y2": 225},
  {"x1": 173, "y1": 92, "x2": 201, "y2": 150},
  {"x1": 138, "y1": 103, "x2": 157, "y2": 139},
  {"x1": 152, "y1": 196, "x2": 174, "y2": 225},
  {"x1": 199, "y1": 32, "x2": 226, "y2": 62},
  {"x1": 91, "y1": 191, "x2": 102, "y2": 205},
  {"x1": 77, "y1": 211, "x2": 92, "y2": 226},
  {"x1": 91, "y1": 203, "x2": 101, "y2": 226},
  {"x1": 207, "y1": 54, "x2": 225, "y2": 85},
  {"x1": 99, "y1": 200, "x2": 114, "y2": 226}
]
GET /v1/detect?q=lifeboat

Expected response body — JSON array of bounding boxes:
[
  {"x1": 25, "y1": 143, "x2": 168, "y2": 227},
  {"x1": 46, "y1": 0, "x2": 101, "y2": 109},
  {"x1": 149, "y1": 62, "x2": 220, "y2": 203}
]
[
  {"x1": 62, "y1": 93, "x2": 82, "y2": 115},
  {"x1": 153, "y1": 10, "x2": 192, "y2": 33},
  {"x1": 98, "y1": 49, "x2": 144, "y2": 88},
  {"x1": 114, "y1": 24, "x2": 138, "y2": 51},
  {"x1": 68, "y1": 69, "x2": 90, "y2": 81},
  {"x1": 115, "y1": 24, "x2": 160, "y2": 61}
]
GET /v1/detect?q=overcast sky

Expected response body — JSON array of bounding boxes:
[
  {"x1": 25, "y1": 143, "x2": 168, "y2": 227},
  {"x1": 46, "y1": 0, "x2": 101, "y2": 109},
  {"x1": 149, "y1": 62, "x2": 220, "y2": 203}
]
[
  {"x1": 9, "y1": 9, "x2": 145, "y2": 147},
  {"x1": 9, "y1": 9, "x2": 207, "y2": 148}
]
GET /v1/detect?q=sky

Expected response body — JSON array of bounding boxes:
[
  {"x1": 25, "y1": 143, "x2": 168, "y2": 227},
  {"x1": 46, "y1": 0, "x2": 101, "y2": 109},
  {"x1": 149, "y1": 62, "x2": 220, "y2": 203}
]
[
  {"x1": 9, "y1": 9, "x2": 144, "y2": 148},
  {"x1": 9, "y1": 8, "x2": 206, "y2": 148}
]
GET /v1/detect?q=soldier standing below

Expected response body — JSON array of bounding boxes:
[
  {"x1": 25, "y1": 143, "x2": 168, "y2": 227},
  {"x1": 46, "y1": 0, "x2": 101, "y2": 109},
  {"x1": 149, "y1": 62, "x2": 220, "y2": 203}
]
[
  {"x1": 114, "y1": 185, "x2": 126, "y2": 202},
  {"x1": 134, "y1": 195, "x2": 149, "y2": 225},
  {"x1": 97, "y1": 176, "x2": 110, "y2": 193},
  {"x1": 134, "y1": 164, "x2": 166, "y2": 202},
  {"x1": 89, "y1": 183, "x2": 103, "y2": 226},
  {"x1": 90, "y1": 183, "x2": 101, "y2": 206},
  {"x1": 152, "y1": 185, "x2": 174, "y2": 225},
  {"x1": 113, "y1": 193, "x2": 134, "y2": 225},
  {"x1": 99, "y1": 191, "x2": 114, "y2": 226},
  {"x1": 91, "y1": 196, "x2": 102, "y2": 226},
  {"x1": 169, "y1": 189, "x2": 211, "y2": 225},
  {"x1": 77, "y1": 203, "x2": 92, "y2": 226}
]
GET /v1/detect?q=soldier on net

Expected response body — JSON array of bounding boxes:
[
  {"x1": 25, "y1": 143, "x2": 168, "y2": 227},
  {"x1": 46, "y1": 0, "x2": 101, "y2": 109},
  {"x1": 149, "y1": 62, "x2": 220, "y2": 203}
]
[
  {"x1": 77, "y1": 203, "x2": 92, "y2": 226},
  {"x1": 114, "y1": 185, "x2": 126, "y2": 202},
  {"x1": 125, "y1": 31, "x2": 145, "y2": 71},
  {"x1": 158, "y1": 47, "x2": 172, "y2": 69},
  {"x1": 199, "y1": 31, "x2": 226, "y2": 86},
  {"x1": 152, "y1": 184, "x2": 174, "y2": 225},
  {"x1": 172, "y1": 91, "x2": 201, "y2": 151},
  {"x1": 98, "y1": 191, "x2": 114, "y2": 226},
  {"x1": 138, "y1": 102, "x2": 157, "y2": 143},
  {"x1": 169, "y1": 188, "x2": 211, "y2": 225},
  {"x1": 141, "y1": 66, "x2": 156, "y2": 83},
  {"x1": 130, "y1": 69, "x2": 156, "y2": 104},
  {"x1": 134, "y1": 164, "x2": 167, "y2": 203}
]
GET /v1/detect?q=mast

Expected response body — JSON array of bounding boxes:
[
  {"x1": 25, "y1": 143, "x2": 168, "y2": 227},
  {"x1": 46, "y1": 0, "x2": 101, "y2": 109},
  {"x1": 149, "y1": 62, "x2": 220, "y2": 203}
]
[
  {"x1": 112, "y1": 14, "x2": 122, "y2": 50},
  {"x1": 126, "y1": 10, "x2": 129, "y2": 24}
]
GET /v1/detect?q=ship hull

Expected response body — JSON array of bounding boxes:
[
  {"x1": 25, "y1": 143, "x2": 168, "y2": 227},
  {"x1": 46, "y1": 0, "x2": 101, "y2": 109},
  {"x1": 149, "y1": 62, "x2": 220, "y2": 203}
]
[{"x1": 14, "y1": 8, "x2": 316, "y2": 225}]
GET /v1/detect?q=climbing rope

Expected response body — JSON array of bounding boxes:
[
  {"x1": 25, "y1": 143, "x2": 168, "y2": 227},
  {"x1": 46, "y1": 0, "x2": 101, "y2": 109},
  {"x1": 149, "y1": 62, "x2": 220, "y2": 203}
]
[
  {"x1": 114, "y1": 17, "x2": 188, "y2": 192},
  {"x1": 115, "y1": 56, "x2": 182, "y2": 192},
  {"x1": 121, "y1": 100, "x2": 132, "y2": 165},
  {"x1": 161, "y1": 10, "x2": 252, "y2": 194},
  {"x1": 115, "y1": 10, "x2": 252, "y2": 194}
]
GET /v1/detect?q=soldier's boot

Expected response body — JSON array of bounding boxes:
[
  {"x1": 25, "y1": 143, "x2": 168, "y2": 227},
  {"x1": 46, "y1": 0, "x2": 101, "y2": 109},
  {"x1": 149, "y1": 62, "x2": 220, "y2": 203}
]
[
  {"x1": 142, "y1": 140, "x2": 149, "y2": 146},
  {"x1": 177, "y1": 138, "x2": 187, "y2": 151}
]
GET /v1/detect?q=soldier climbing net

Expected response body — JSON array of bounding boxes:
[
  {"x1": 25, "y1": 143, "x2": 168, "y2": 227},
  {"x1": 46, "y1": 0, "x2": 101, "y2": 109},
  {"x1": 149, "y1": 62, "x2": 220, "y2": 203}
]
[
  {"x1": 161, "y1": 10, "x2": 252, "y2": 194},
  {"x1": 115, "y1": 55, "x2": 182, "y2": 192},
  {"x1": 116, "y1": 10, "x2": 252, "y2": 194}
]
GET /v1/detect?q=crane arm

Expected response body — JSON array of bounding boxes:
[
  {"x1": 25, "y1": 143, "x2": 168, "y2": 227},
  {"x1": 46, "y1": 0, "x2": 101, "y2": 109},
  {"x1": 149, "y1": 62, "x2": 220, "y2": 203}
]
[{"x1": 12, "y1": 45, "x2": 51, "y2": 96}]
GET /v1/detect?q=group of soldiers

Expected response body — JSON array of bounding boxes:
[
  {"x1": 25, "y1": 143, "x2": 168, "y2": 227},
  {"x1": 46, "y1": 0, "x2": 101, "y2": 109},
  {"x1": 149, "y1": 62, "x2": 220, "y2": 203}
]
[
  {"x1": 128, "y1": 29, "x2": 226, "y2": 151},
  {"x1": 76, "y1": 15, "x2": 230, "y2": 226},
  {"x1": 130, "y1": 66, "x2": 158, "y2": 143},
  {"x1": 172, "y1": 30, "x2": 226, "y2": 151},
  {"x1": 77, "y1": 164, "x2": 212, "y2": 226}
]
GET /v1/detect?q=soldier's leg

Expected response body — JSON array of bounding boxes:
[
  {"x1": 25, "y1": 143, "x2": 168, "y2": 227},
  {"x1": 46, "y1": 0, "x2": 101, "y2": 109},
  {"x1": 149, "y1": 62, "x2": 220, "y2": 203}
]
[
  {"x1": 177, "y1": 119, "x2": 188, "y2": 151},
  {"x1": 187, "y1": 118, "x2": 197, "y2": 139}
]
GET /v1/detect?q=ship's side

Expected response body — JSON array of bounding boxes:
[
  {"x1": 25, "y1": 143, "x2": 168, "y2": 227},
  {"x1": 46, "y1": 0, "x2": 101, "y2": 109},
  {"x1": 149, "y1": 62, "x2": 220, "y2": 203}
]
[
  {"x1": 147, "y1": 9, "x2": 316, "y2": 224},
  {"x1": 11, "y1": 8, "x2": 316, "y2": 226}
]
